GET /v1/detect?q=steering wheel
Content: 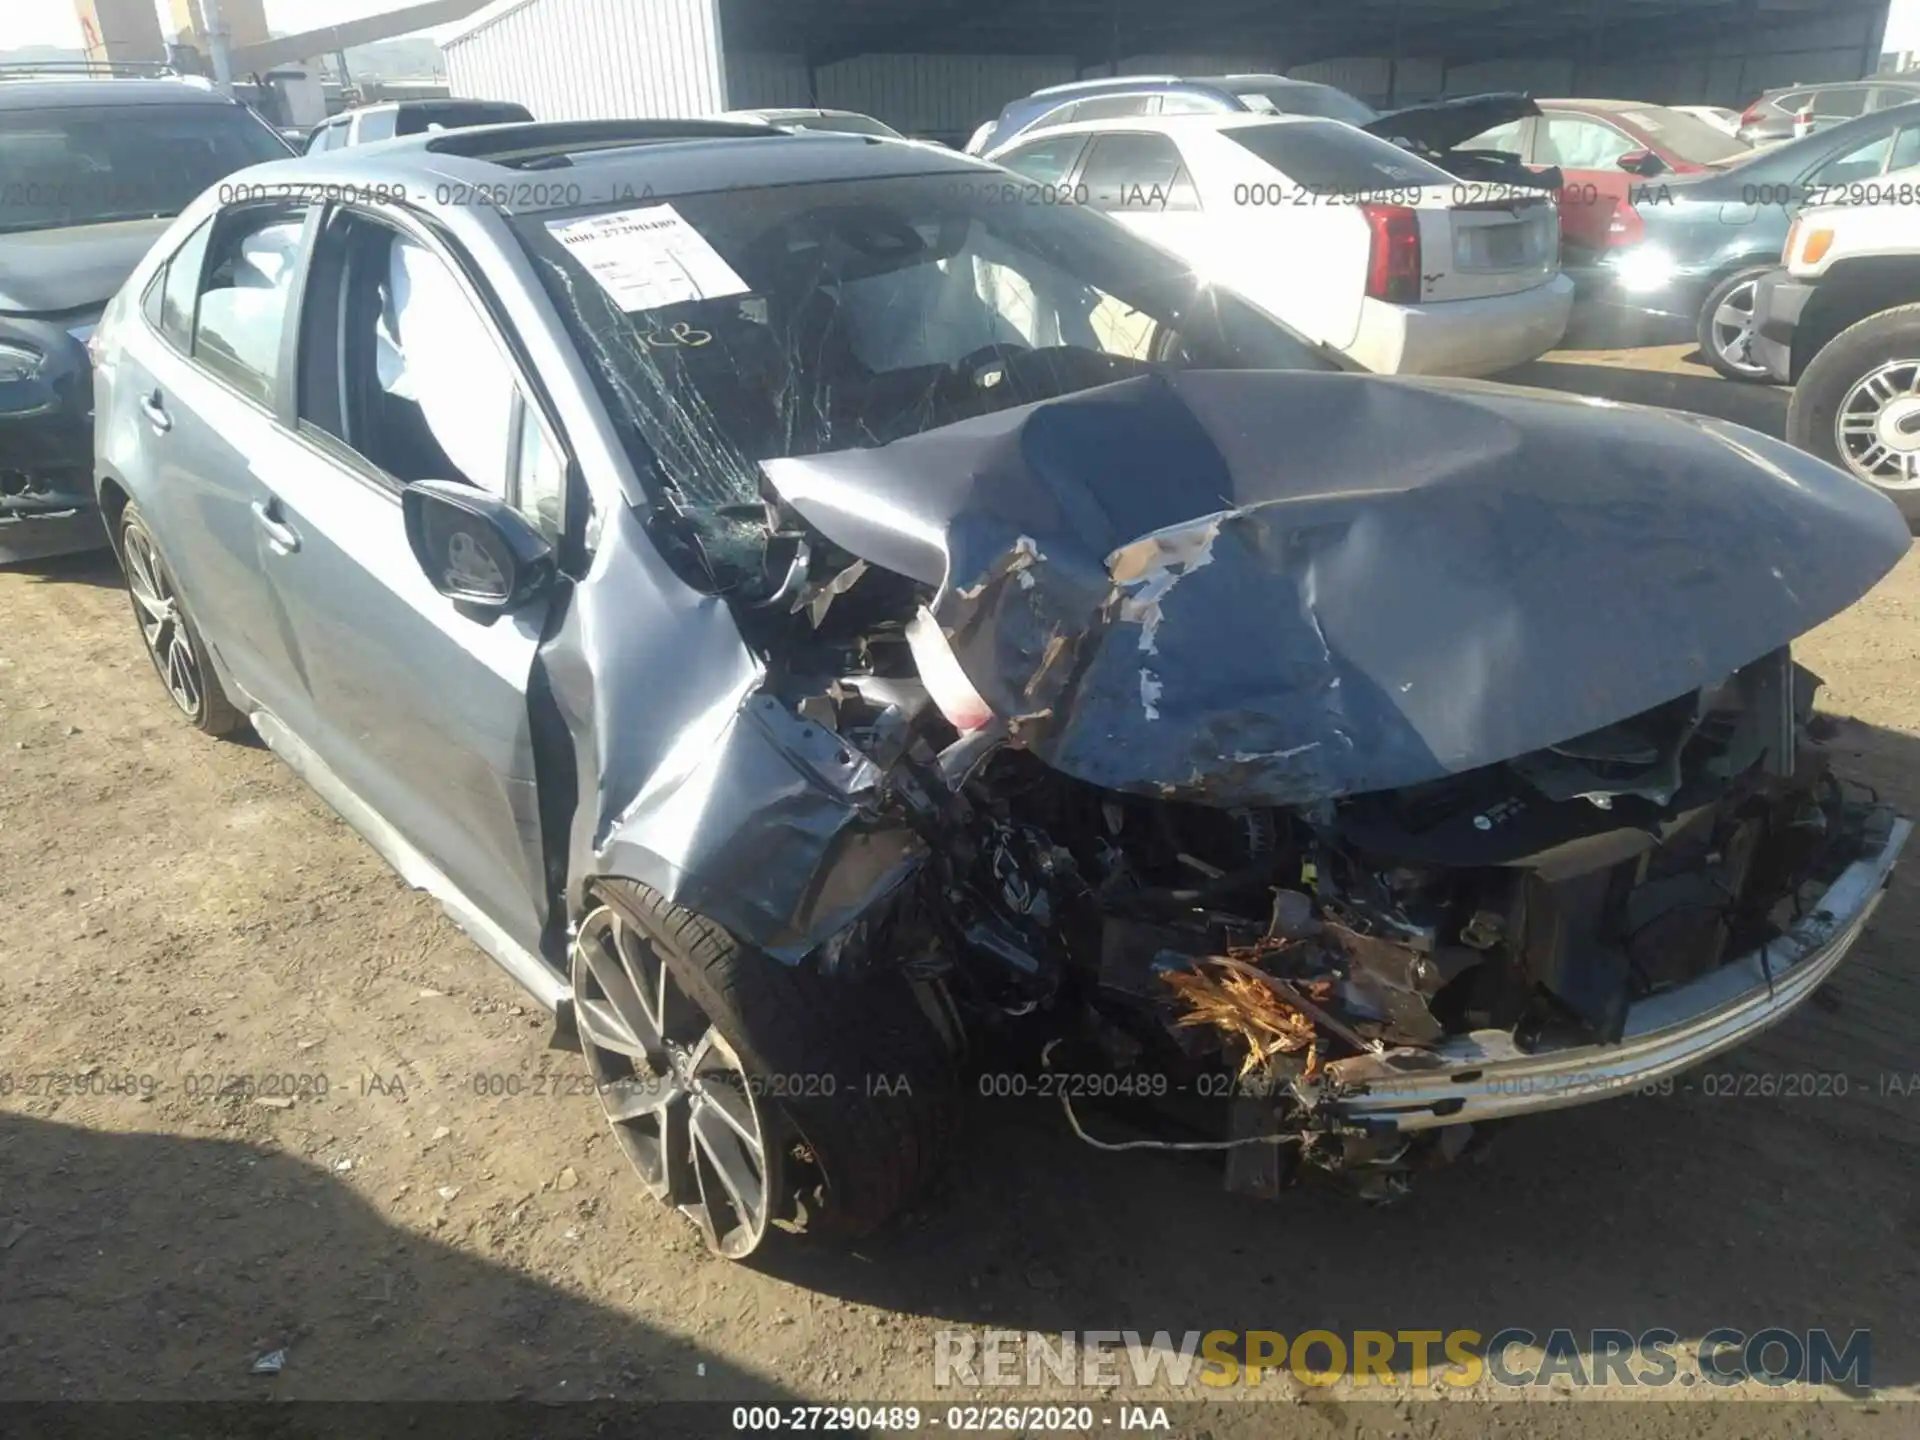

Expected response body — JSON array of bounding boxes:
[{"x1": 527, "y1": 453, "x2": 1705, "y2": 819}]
[{"x1": 952, "y1": 341, "x2": 1032, "y2": 391}]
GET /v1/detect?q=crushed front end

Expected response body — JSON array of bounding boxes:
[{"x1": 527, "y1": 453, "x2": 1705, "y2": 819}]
[
  {"x1": 1, "y1": 310, "x2": 105, "y2": 564},
  {"x1": 737, "y1": 370, "x2": 1912, "y2": 1201}
]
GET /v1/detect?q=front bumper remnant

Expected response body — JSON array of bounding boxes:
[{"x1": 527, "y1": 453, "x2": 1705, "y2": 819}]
[{"x1": 1301, "y1": 816, "x2": 1909, "y2": 1130}]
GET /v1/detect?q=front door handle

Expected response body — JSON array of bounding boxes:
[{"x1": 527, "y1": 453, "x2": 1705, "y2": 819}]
[
  {"x1": 139, "y1": 390, "x2": 172, "y2": 434},
  {"x1": 251, "y1": 498, "x2": 301, "y2": 556}
]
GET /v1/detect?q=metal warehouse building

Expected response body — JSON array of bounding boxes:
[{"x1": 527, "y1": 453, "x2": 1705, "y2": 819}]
[{"x1": 443, "y1": 0, "x2": 1894, "y2": 144}]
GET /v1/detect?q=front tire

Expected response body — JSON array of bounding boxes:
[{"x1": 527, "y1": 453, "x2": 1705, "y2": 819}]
[
  {"x1": 118, "y1": 504, "x2": 242, "y2": 737},
  {"x1": 1697, "y1": 265, "x2": 1776, "y2": 381},
  {"x1": 571, "y1": 880, "x2": 957, "y2": 1258},
  {"x1": 1787, "y1": 303, "x2": 1920, "y2": 527}
]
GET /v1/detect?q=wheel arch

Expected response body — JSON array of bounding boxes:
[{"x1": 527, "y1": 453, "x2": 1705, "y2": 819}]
[{"x1": 1794, "y1": 257, "x2": 1920, "y2": 382}]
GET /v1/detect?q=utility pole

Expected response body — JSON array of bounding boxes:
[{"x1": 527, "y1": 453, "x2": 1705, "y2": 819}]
[{"x1": 199, "y1": 0, "x2": 234, "y2": 92}]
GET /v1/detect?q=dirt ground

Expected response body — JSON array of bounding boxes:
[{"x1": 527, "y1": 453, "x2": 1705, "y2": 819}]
[{"x1": 2, "y1": 345, "x2": 1917, "y2": 1435}]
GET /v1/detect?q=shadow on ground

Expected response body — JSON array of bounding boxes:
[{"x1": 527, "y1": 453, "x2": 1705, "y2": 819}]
[
  {"x1": 757, "y1": 714, "x2": 1920, "y2": 1388},
  {"x1": 3, "y1": 548, "x2": 122, "y2": 591},
  {"x1": 0, "y1": 1113, "x2": 798, "y2": 1409}
]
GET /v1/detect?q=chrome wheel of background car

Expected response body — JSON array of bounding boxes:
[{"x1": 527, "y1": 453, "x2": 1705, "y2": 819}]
[
  {"x1": 1835, "y1": 359, "x2": 1920, "y2": 489},
  {"x1": 123, "y1": 524, "x2": 205, "y2": 719},
  {"x1": 1708, "y1": 278, "x2": 1769, "y2": 378},
  {"x1": 572, "y1": 903, "x2": 774, "y2": 1258}
]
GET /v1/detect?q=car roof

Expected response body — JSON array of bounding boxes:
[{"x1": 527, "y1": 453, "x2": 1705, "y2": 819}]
[
  {"x1": 988, "y1": 111, "x2": 1334, "y2": 149},
  {"x1": 733, "y1": 107, "x2": 870, "y2": 120},
  {"x1": 1537, "y1": 98, "x2": 1676, "y2": 112},
  {"x1": 0, "y1": 76, "x2": 243, "y2": 111},
  {"x1": 1763, "y1": 77, "x2": 1920, "y2": 95},
  {"x1": 233, "y1": 121, "x2": 987, "y2": 215}
]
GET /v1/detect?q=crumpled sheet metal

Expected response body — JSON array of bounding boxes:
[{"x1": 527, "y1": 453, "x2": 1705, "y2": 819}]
[
  {"x1": 766, "y1": 369, "x2": 1910, "y2": 807},
  {"x1": 542, "y1": 505, "x2": 925, "y2": 961}
]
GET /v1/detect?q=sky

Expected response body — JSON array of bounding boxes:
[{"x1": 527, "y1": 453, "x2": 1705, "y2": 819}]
[
  {"x1": 4, "y1": 0, "x2": 1920, "y2": 57},
  {"x1": 0, "y1": 0, "x2": 476, "y2": 50}
]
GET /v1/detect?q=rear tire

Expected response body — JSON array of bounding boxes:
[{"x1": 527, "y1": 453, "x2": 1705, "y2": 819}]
[
  {"x1": 1697, "y1": 265, "x2": 1775, "y2": 382},
  {"x1": 573, "y1": 879, "x2": 958, "y2": 1257},
  {"x1": 1787, "y1": 303, "x2": 1920, "y2": 527},
  {"x1": 118, "y1": 504, "x2": 242, "y2": 737}
]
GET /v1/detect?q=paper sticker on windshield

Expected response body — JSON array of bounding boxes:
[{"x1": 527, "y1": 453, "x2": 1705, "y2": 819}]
[{"x1": 544, "y1": 203, "x2": 749, "y2": 312}]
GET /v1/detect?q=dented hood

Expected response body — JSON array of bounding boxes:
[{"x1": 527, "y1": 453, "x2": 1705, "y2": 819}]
[{"x1": 762, "y1": 370, "x2": 1908, "y2": 807}]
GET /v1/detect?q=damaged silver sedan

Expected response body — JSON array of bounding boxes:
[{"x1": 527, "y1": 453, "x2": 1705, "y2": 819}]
[{"x1": 94, "y1": 120, "x2": 1911, "y2": 1258}]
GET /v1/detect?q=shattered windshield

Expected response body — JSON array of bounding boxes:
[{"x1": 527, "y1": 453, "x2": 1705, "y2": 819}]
[{"x1": 512, "y1": 173, "x2": 1334, "y2": 522}]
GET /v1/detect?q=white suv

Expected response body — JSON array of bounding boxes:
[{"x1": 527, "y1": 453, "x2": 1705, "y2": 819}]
[
  {"x1": 989, "y1": 113, "x2": 1573, "y2": 376},
  {"x1": 1754, "y1": 166, "x2": 1920, "y2": 521}
]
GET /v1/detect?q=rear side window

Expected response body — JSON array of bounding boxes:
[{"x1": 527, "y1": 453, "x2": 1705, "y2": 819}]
[
  {"x1": 1893, "y1": 126, "x2": 1920, "y2": 172},
  {"x1": 157, "y1": 218, "x2": 214, "y2": 350},
  {"x1": 1812, "y1": 88, "x2": 1870, "y2": 120},
  {"x1": 192, "y1": 205, "x2": 310, "y2": 406},
  {"x1": 1810, "y1": 131, "x2": 1896, "y2": 186},
  {"x1": 996, "y1": 132, "x2": 1087, "y2": 184},
  {"x1": 1059, "y1": 95, "x2": 1154, "y2": 125},
  {"x1": 1223, "y1": 119, "x2": 1454, "y2": 192},
  {"x1": 355, "y1": 108, "x2": 398, "y2": 143},
  {"x1": 1079, "y1": 133, "x2": 1199, "y2": 212}
]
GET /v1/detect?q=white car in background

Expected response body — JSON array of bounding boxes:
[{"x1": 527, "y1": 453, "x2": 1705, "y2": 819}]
[
  {"x1": 1671, "y1": 104, "x2": 1743, "y2": 135},
  {"x1": 988, "y1": 114, "x2": 1572, "y2": 376}
]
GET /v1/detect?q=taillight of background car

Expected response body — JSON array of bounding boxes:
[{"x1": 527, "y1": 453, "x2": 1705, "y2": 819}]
[
  {"x1": 1605, "y1": 197, "x2": 1646, "y2": 248},
  {"x1": 1360, "y1": 203, "x2": 1421, "y2": 303}
]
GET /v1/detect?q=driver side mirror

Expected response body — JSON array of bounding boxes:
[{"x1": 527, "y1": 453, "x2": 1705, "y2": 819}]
[
  {"x1": 1616, "y1": 148, "x2": 1668, "y2": 177},
  {"x1": 402, "y1": 479, "x2": 555, "y2": 614}
]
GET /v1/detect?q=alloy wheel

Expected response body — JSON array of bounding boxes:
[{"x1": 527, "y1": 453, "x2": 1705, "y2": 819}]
[
  {"x1": 1709, "y1": 279, "x2": 1769, "y2": 377},
  {"x1": 123, "y1": 524, "x2": 205, "y2": 719},
  {"x1": 572, "y1": 903, "x2": 775, "y2": 1258},
  {"x1": 1835, "y1": 358, "x2": 1920, "y2": 490}
]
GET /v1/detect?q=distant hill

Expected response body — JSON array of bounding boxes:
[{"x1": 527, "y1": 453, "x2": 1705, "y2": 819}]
[
  {"x1": 336, "y1": 37, "x2": 446, "y2": 80},
  {"x1": 0, "y1": 35, "x2": 443, "y2": 81}
]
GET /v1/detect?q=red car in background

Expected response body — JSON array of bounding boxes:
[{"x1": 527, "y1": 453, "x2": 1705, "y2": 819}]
[{"x1": 1461, "y1": 99, "x2": 1752, "y2": 260}]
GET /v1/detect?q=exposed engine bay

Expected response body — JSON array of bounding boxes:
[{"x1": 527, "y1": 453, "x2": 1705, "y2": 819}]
[{"x1": 633, "y1": 434, "x2": 1897, "y2": 1201}]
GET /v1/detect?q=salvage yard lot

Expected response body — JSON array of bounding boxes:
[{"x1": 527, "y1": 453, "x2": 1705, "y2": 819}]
[{"x1": 2, "y1": 344, "x2": 1918, "y2": 1423}]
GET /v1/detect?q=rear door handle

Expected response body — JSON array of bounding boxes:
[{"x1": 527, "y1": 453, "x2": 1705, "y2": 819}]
[
  {"x1": 251, "y1": 498, "x2": 301, "y2": 556},
  {"x1": 139, "y1": 390, "x2": 172, "y2": 434}
]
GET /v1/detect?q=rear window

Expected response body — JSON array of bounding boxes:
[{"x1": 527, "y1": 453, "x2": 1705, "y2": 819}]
[
  {"x1": 394, "y1": 102, "x2": 533, "y2": 135},
  {"x1": 1223, "y1": 119, "x2": 1453, "y2": 192},
  {"x1": 0, "y1": 102, "x2": 290, "y2": 235},
  {"x1": 1614, "y1": 106, "x2": 1750, "y2": 165},
  {"x1": 783, "y1": 114, "x2": 900, "y2": 138},
  {"x1": 1232, "y1": 84, "x2": 1377, "y2": 126}
]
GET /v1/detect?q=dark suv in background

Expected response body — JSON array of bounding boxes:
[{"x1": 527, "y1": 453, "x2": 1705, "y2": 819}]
[{"x1": 0, "y1": 63, "x2": 290, "y2": 562}]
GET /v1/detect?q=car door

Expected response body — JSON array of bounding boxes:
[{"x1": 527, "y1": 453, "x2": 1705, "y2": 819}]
[
  {"x1": 1534, "y1": 113, "x2": 1640, "y2": 256},
  {"x1": 1073, "y1": 130, "x2": 1206, "y2": 257},
  {"x1": 110, "y1": 201, "x2": 320, "y2": 729},
  {"x1": 256, "y1": 203, "x2": 564, "y2": 955}
]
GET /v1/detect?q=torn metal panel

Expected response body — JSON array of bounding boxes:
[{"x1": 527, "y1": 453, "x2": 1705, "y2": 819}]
[
  {"x1": 766, "y1": 369, "x2": 1909, "y2": 808},
  {"x1": 540, "y1": 504, "x2": 926, "y2": 960}
]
